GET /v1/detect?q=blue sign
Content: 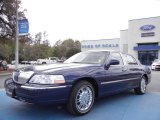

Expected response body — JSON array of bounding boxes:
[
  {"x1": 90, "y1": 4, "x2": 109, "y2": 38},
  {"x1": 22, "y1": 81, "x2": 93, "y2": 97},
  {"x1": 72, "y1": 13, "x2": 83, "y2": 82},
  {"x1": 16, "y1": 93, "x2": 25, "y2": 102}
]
[
  {"x1": 18, "y1": 19, "x2": 29, "y2": 35},
  {"x1": 140, "y1": 25, "x2": 155, "y2": 31}
]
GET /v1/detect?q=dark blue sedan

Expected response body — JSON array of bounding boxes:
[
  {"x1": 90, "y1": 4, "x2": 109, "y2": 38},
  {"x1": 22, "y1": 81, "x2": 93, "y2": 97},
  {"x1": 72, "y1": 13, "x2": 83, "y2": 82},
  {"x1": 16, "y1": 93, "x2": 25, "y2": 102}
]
[{"x1": 5, "y1": 50, "x2": 151, "y2": 115}]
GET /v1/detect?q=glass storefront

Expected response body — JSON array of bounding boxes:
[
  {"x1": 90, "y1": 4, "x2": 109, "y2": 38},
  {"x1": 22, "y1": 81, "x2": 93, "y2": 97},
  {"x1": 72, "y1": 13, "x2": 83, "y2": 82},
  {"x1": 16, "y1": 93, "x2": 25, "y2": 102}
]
[
  {"x1": 137, "y1": 43, "x2": 159, "y2": 65},
  {"x1": 138, "y1": 50, "x2": 158, "y2": 65}
]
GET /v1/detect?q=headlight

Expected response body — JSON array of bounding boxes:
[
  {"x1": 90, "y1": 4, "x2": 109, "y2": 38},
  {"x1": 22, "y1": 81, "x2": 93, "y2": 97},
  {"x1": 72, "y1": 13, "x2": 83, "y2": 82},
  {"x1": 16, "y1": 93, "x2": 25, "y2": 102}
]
[{"x1": 29, "y1": 75, "x2": 65, "y2": 84}]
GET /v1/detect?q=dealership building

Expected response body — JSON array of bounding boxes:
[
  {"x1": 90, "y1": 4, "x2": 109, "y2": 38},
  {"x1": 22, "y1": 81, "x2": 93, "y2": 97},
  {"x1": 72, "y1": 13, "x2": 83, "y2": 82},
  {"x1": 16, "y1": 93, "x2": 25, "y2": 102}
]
[{"x1": 81, "y1": 16, "x2": 160, "y2": 65}]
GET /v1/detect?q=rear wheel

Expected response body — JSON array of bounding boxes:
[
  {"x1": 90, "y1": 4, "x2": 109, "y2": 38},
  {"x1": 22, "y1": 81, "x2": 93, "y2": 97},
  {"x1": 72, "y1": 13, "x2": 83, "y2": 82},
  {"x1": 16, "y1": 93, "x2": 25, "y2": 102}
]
[
  {"x1": 134, "y1": 77, "x2": 147, "y2": 95},
  {"x1": 67, "y1": 81, "x2": 95, "y2": 115}
]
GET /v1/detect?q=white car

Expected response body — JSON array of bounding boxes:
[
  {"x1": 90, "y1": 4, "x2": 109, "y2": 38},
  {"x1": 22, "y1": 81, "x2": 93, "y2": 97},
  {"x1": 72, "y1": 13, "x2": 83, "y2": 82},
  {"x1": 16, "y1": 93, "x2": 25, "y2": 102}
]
[
  {"x1": 11, "y1": 60, "x2": 15, "y2": 65},
  {"x1": 37, "y1": 57, "x2": 59, "y2": 64},
  {"x1": 29, "y1": 61, "x2": 37, "y2": 65},
  {"x1": 151, "y1": 59, "x2": 160, "y2": 70}
]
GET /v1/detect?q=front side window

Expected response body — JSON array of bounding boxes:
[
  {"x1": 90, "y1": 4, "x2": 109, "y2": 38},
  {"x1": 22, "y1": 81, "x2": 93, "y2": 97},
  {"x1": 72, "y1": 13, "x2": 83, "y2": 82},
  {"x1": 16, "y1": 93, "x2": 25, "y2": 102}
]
[
  {"x1": 64, "y1": 51, "x2": 109, "y2": 64},
  {"x1": 123, "y1": 54, "x2": 138, "y2": 65},
  {"x1": 108, "y1": 53, "x2": 124, "y2": 65}
]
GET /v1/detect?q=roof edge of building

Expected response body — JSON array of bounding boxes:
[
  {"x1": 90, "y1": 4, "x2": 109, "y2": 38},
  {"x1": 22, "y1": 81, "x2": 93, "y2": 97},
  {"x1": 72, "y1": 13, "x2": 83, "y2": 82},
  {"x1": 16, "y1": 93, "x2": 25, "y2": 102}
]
[
  {"x1": 120, "y1": 29, "x2": 128, "y2": 31},
  {"x1": 82, "y1": 38, "x2": 120, "y2": 42},
  {"x1": 129, "y1": 16, "x2": 160, "y2": 22}
]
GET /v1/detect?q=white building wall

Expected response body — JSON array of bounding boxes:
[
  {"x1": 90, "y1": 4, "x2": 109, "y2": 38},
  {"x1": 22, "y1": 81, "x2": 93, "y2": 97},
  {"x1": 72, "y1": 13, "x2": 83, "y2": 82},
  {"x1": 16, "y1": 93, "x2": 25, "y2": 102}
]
[
  {"x1": 81, "y1": 16, "x2": 160, "y2": 61},
  {"x1": 128, "y1": 16, "x2": 160, "y2": 58},
  {"x1": 120, "y1": 30, "x2": 128, "y2": 53},
  {"x1": 81, "y1": 39, "x2": 120, "y2": 52},
  {"x1": 159, "y1": 43, "x2": 160, "y2": 59}
]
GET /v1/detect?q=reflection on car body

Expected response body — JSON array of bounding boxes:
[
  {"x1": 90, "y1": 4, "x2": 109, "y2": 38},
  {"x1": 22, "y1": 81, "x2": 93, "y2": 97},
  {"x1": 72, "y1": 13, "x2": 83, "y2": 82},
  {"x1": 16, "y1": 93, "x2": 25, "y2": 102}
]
[{"x1": 5, "y1": 50, "x2": 151, "y2": 115}]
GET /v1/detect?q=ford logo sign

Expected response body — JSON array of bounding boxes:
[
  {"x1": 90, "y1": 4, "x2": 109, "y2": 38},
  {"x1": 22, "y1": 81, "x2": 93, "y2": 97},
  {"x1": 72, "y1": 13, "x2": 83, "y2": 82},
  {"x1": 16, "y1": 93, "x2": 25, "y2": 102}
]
[{"x1": 140, "y1": 25, "x2": 155, "y2": 31}]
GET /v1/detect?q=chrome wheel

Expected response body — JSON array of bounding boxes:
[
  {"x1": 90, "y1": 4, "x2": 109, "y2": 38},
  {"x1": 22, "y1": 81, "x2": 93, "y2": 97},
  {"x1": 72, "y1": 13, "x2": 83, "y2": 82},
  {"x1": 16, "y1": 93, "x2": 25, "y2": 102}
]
[
  {"x1": 75, "y1": 86, "x2": 93, "y2": 112},
  {"x1": 134, "y1": 76, "x2": 147, "y2": 95},
  {"x1": 141, "y1": 78, "x2": 146, "y2": 93},
  {"x1": 67, "y1": 81, "x2": 95, "y2": 115}
]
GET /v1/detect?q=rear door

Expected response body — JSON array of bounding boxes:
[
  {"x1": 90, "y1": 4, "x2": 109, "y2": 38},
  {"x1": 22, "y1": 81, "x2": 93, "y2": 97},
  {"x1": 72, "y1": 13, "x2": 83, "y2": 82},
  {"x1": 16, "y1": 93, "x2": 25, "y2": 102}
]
[{"x1": 121, "y1": 54, "x2": 142, "y2": 88}]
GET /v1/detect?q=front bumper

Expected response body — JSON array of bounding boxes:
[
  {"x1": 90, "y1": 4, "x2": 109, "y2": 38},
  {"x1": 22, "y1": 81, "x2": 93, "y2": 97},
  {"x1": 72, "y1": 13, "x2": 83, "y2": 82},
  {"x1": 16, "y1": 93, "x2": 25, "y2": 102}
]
[
  {"x1": 5, "y1": 78, "x2": 72, "y2": 104},
  {"x1": 152, "y1": 65, "x2": 160, "y2": 70}
]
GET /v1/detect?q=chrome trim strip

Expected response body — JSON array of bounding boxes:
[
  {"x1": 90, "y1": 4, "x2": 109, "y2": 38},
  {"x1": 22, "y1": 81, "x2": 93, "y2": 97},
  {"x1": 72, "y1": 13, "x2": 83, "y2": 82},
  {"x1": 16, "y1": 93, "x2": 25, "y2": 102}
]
[
  {"x1": 101, "y1": 77, "x2": 140, "y2": 85},
  {"x1": 21, "y1": 85, "x2": 67, "y2": 90}
]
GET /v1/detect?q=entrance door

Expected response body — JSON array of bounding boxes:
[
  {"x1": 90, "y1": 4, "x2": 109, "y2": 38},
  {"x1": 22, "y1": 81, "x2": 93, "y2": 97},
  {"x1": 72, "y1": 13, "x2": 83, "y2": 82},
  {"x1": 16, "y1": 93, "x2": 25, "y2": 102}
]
[{"x1": 138, "y1": 51, "x2": 158, "y2": 65}]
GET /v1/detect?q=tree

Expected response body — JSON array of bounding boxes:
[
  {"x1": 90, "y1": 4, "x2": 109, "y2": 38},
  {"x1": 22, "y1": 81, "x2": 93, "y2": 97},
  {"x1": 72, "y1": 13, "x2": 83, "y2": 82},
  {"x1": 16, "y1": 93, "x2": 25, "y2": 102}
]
[
  {"x1": 19, "y1": 31, "x2": 52, "y2": 61},
  {"x1": 0, "y1": 44, "x2": 12, "y2": 61},
  {"x1": 0, "y1": 0, "x2": 25, "y2": 39},
  {"x1": 66, "y1": 48, "x2": 80, "y2": 58},
  {"x1": 52, "y1": 39, "x2": 81, "y2": 59},
  {"x1": 0, "y1": 0, "x2": 27, "y2": 62}
]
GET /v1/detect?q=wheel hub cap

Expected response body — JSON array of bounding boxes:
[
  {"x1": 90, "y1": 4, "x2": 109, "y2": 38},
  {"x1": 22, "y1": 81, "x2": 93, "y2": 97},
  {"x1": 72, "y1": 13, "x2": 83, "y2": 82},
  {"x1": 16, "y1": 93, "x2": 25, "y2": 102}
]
[
  {"x1": 76, "y1": 86, "x2": 93, "y2": 111},
  {"x1": 141, "y1": 79, "x2": 146, "y2": 93}
]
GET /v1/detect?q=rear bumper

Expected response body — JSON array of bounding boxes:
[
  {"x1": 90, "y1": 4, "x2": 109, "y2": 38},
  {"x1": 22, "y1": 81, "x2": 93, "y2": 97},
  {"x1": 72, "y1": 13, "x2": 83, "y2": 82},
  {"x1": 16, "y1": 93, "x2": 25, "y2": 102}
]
[{"x1": 5, "y1": 78, "x2": 72, "y2": 104}]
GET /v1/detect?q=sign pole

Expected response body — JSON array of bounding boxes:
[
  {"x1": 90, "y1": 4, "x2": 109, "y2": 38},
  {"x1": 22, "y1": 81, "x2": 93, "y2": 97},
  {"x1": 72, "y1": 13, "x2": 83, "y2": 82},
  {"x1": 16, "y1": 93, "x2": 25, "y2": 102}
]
[{"x1": 15, "y1": 0, "x2": 19, "y2": 69}]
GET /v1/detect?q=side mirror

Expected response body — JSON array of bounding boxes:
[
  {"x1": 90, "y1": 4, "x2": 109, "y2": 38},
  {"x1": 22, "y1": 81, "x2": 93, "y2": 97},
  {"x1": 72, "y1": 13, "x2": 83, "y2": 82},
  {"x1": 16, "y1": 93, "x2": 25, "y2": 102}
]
[
  {"x1": 104, "y1": 59, "x2": 120, "y2": 70},
  {"x1": 109, "y1": 59, "x2": 120, "y2": 65}
]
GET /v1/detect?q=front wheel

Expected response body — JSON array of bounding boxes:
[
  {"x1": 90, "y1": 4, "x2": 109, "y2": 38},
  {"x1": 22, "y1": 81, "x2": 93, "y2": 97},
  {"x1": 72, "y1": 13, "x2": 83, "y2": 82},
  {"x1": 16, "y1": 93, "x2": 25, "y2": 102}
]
[
  {"x1": 134, "y1": 77, "x2": 147, "y2": 95},
  {"x1": 67, "y1": 81, "x2": 95, "y2": 115}
]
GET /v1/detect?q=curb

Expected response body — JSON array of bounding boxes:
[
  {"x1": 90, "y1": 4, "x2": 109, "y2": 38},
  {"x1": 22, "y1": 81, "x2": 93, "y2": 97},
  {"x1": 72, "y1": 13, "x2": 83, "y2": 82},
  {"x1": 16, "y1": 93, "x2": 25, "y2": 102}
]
[{"x1": 0, "y1": 73, "x2": 12, "y2": 76}]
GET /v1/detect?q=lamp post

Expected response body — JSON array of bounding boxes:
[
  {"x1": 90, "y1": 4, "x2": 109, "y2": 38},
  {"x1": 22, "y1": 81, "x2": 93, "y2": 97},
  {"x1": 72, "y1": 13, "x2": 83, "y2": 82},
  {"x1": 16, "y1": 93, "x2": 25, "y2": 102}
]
[{"x1": 15, "y1": 0, "x2": 19, "y2": 69}]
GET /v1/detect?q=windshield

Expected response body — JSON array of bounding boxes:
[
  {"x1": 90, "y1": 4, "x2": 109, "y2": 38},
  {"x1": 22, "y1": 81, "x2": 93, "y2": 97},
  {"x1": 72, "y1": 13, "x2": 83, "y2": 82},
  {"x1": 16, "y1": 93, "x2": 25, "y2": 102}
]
[{"x1": 64, "y1": 51, "x2": 109, "y2": 64}]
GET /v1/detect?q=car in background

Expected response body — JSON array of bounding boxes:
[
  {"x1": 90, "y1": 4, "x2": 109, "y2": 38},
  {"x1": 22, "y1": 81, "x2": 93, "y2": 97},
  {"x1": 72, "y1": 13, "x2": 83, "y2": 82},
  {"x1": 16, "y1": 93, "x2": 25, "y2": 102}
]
[
  {"x1": 29, "y1": 61, "x2": 37, "y2": 65},
  {"x1": 37, "y1": 57, "x2": 59, "y2": 64},
  {"x1": 5, "y1": 50, "x2": 151, "y2": 115},
  {"x1": 20, "y1": 61, "x2": 37, "y2": 65},
  {"x1": 11, "y1": 60, "x2": 15, "y2": 65},
  {"x1": 20, "y1": 61, "x2": 30, "y2": 64},
  {"x1": 151, "y1": 59, "x2": 160, "y2": 71}
]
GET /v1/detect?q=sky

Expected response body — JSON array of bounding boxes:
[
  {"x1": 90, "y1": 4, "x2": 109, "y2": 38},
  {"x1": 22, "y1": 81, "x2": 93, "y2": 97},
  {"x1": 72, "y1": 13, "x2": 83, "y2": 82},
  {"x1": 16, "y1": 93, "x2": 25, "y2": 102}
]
[{"x1": 21, "y1": 0, "x2": 160, "y2": 45}]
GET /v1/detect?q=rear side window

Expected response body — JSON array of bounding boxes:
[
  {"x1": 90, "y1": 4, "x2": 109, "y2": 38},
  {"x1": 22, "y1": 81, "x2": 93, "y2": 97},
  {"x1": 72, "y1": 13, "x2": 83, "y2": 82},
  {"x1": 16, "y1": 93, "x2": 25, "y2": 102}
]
[
  {"x1": 108, "y1": 53, "x2": 124, "y2": 65},
  {"x1": 122, "y1": 54, "x2": 138, "y2": 65}
]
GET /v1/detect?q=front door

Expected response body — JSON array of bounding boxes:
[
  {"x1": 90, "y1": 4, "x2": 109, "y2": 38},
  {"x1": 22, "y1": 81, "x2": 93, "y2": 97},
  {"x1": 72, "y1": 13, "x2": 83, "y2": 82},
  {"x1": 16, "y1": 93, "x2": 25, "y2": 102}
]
[{"x1": 101, "y1": 52, "x2": 129, "y2": 95}]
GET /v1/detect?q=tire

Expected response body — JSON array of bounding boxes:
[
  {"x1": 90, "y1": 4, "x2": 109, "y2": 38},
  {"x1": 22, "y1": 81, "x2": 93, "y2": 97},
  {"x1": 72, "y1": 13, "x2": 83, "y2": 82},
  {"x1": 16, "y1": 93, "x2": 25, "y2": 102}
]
[
  {"x1": 67, "y1": 81, "x2": 95, "y2": 115},
  {"x1": 42, "y1": 62, "x2": 46, "y2": 64},
  {"x1": 134, "y1": 76, "x2": 147, "y2": 95}
]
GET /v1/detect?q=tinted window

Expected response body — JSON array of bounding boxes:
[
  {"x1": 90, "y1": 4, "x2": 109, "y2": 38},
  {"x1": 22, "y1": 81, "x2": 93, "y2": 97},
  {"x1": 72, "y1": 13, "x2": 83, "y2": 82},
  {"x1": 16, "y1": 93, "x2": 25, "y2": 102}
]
[
  {"x1": 123, "y1": 54, "x2": 138, "y2": 65},
  {"x1": 108, "y1": 53, "x2": 123, "y2": 65}
]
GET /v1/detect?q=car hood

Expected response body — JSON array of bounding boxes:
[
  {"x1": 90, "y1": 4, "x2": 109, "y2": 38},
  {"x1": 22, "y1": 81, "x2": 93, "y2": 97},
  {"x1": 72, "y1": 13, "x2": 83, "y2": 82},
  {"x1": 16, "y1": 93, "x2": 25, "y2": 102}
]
[
  {"x1": 12, "y1": 63, "x2": 99, "y2": 84},
  {"x1": 19, "y1": 63, "x2": 96, "y2": 73},
  {"x1": 152, "y1": 62, "x2": 160, "y2": 65}
]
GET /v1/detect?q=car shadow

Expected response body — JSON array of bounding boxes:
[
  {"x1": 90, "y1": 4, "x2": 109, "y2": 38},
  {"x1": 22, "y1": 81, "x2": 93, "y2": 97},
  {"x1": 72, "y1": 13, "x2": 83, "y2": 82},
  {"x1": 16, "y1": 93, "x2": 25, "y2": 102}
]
[{"x1": 2, "y1": 90, "x2": 142, "y2": 120}]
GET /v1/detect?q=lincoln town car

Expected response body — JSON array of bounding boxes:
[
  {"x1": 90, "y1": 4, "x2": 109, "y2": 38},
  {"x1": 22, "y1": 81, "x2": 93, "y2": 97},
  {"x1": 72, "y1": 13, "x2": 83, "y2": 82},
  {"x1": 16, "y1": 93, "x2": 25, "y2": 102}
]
[{"x1": 5, "y1": 50, "x2": 151, "y2": 115}]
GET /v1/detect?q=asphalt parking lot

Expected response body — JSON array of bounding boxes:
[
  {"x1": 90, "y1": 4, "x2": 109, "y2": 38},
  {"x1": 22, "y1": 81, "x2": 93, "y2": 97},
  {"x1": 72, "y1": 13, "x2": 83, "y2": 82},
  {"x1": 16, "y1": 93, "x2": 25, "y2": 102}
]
[{"x1": 0, "y1": 71, "x2": 160, "y2": 120}]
